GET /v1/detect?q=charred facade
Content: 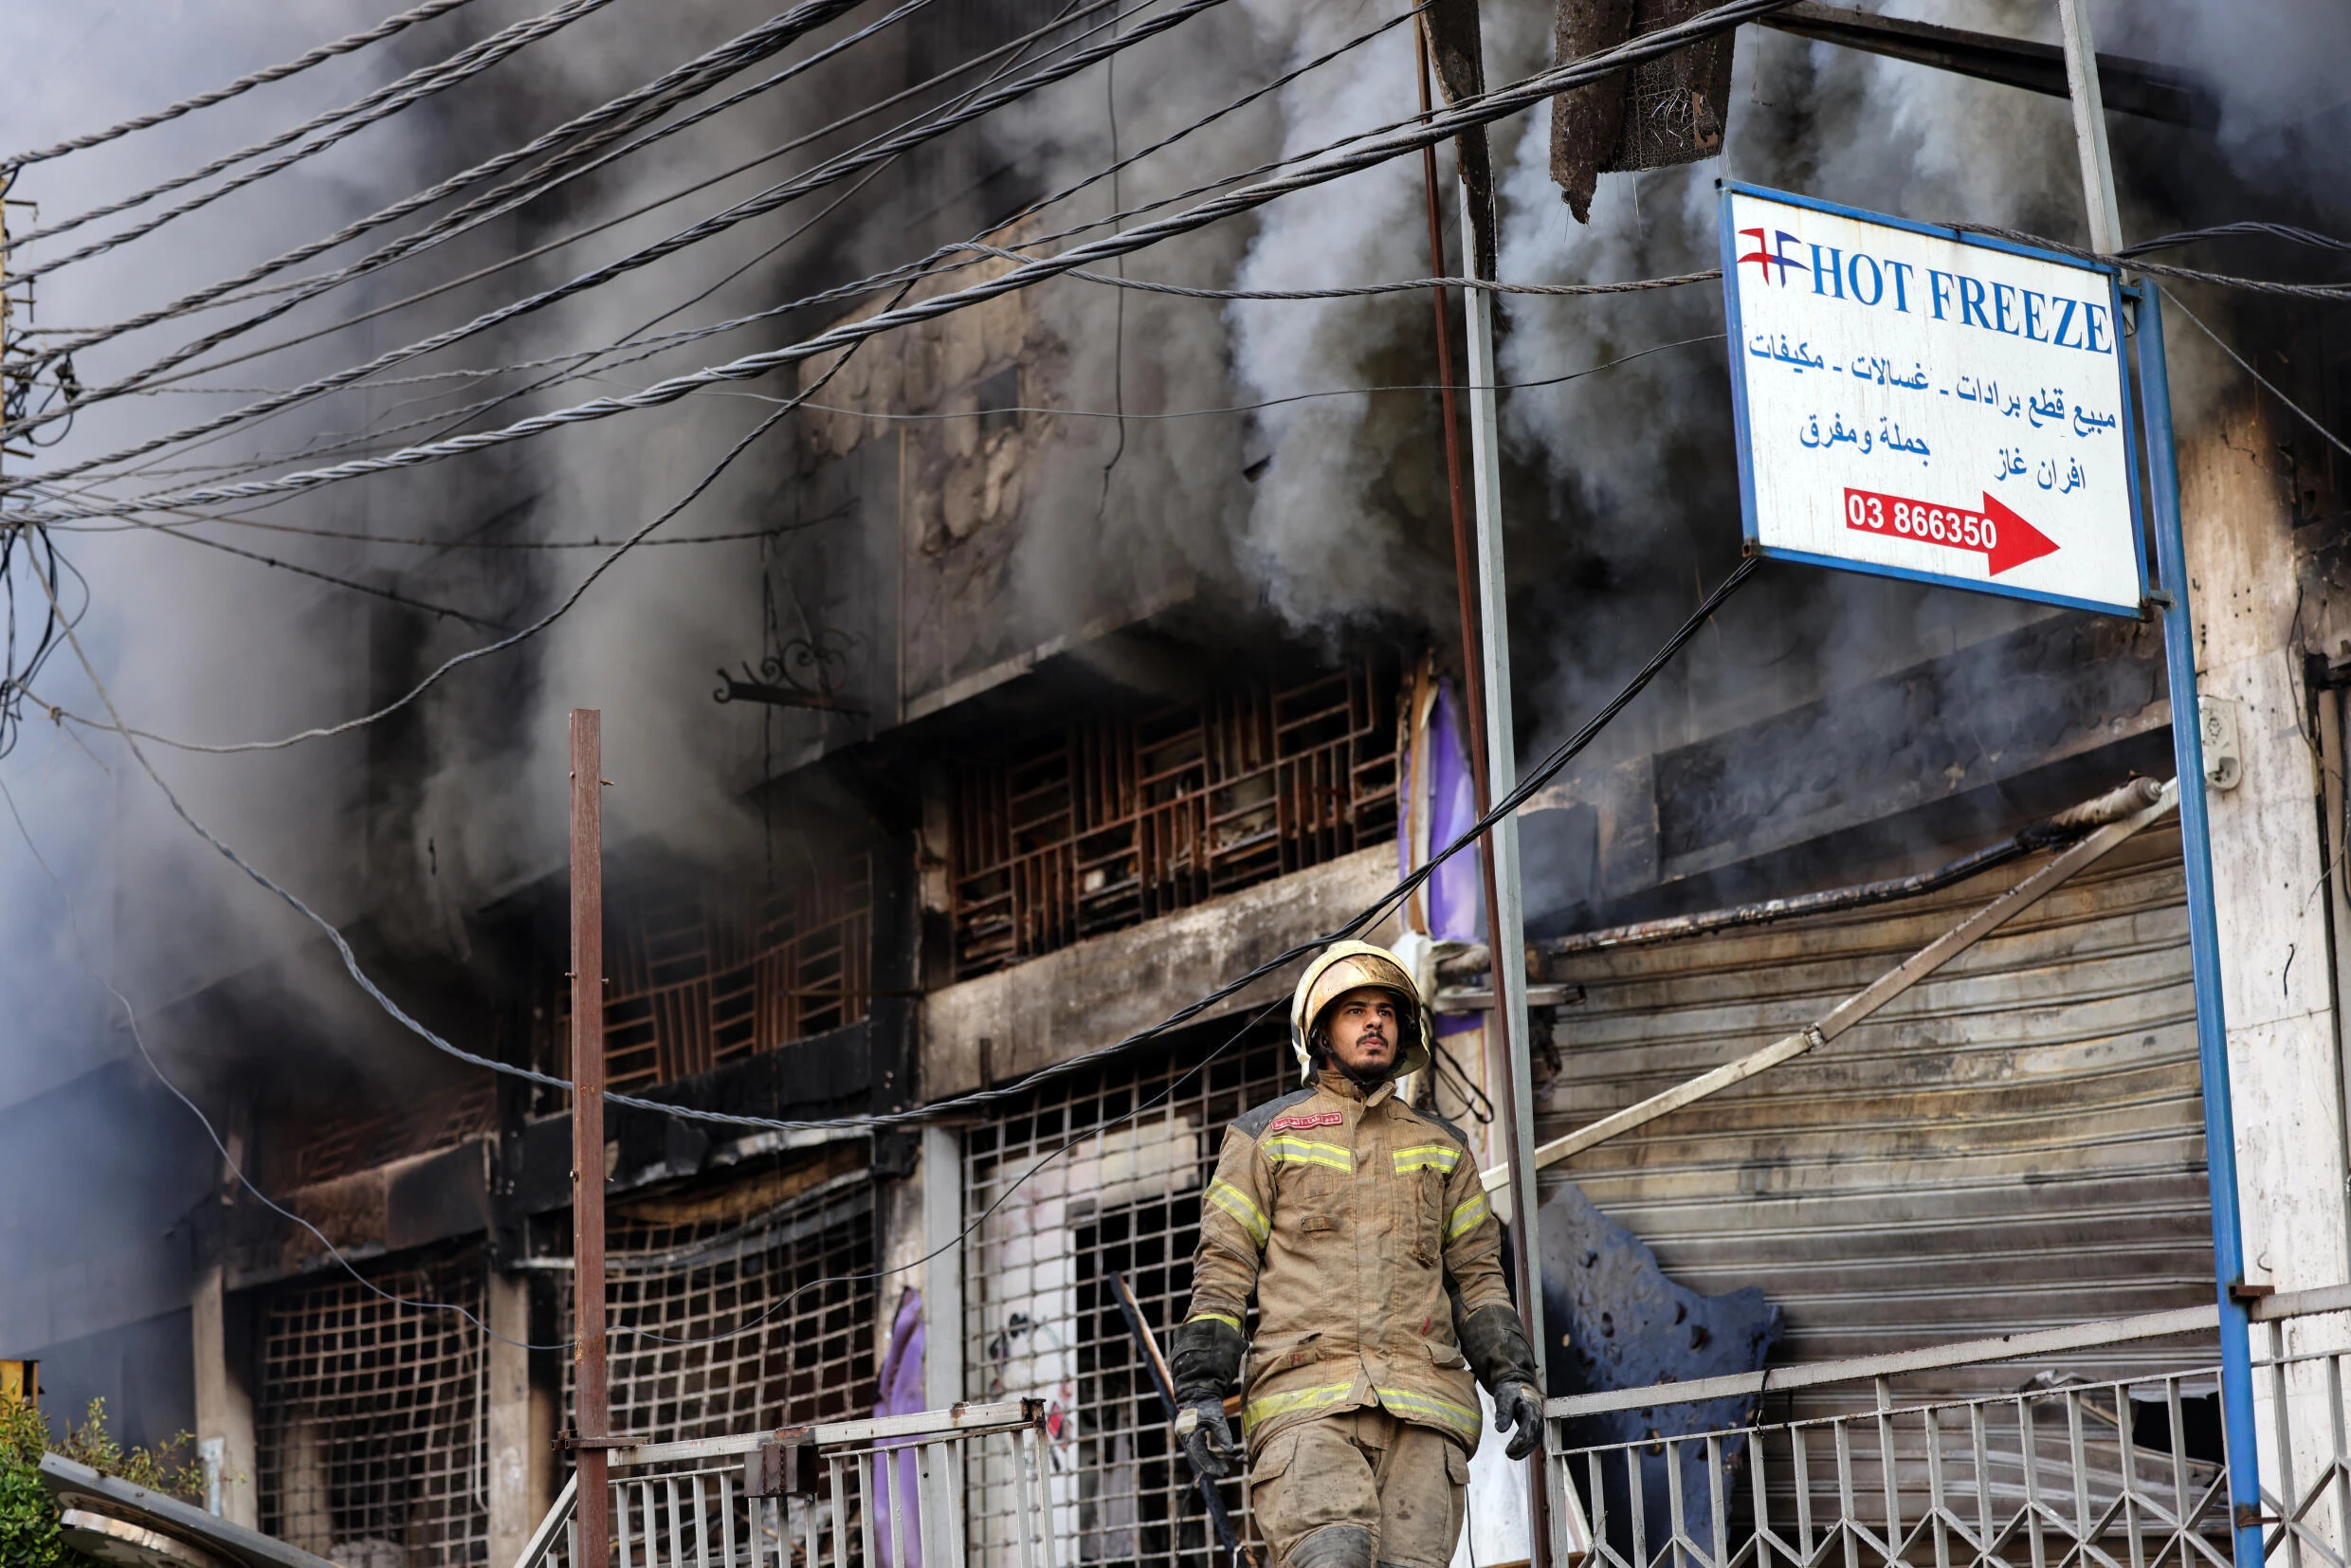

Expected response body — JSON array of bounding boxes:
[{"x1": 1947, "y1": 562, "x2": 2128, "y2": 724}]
[{"x1": 0, "y1": 4, "x2": 2347, "y2": 1568}]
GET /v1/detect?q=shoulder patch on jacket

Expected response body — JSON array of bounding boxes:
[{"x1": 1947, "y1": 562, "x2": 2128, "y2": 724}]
[
  {"x1": 1230, "y1": 1087, "x2": 1318, "y2": 1140},
  {"x1": 1397, "y1": 1102, "x2": 1476, "y2": 1153}
]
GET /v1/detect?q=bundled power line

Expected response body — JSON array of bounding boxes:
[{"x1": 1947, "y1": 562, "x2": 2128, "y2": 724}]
[
  {"x1": 6, "y1": 0, "x2": 623, "y2": 271},
  {"x1": 0, "y1": 0, "x2": 483, "y2": 171},
  {"x1": 10, "y1": 0, "x2": 918, "y2": 392},
  {"x1": 0, "y1": 0, "x2": 1905, "y2": 522},
  {"x1": 6, "y1": 0, "x2": 1204, "y2": 471}
]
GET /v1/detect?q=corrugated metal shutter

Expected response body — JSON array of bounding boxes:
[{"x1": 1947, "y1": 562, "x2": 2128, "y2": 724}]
[{"x1": 1540, "y1": 822, "x2": 2216, "y2": 1410}]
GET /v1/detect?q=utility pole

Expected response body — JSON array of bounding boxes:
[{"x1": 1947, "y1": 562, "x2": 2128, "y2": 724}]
[
  {"x1": 1456, "y1": 178, "x2": 1553, "y2": 1568},
  {"x1": 2054, "y1": 0, "x2": 2123, "y2": 259},
  {"x1": 1409, "y1": 35, "x2": 1555, "y2": 1545},
  {"x1": 2051, "y1": 11, "x2": 2262, "y2": 1563},
  {"x1": 571, "y1": 709, "x2": 611, "y2": 1568},
  {"x1": 1412, "y1": 30, "x2": 1547, "y2": 1390},
  {"x1": 1452, "y1": 179, "x2": 1547, "y2": 1383}
]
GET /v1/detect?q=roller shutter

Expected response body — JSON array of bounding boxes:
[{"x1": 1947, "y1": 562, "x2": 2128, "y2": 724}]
[{"x1": 1540, "y1": 821, "x2": 2216, "y2": 1413}]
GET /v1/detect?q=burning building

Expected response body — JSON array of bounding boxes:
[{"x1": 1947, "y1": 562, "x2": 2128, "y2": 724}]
[{"x1": 0, "y1": 0, "x2": 2347, "y2": 1565}]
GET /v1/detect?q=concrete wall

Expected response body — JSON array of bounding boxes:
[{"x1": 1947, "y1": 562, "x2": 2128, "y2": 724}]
[
  {"x1": 920, "y1": 846, "x2": 1402, "y2": 1101},
  {"x1": 2180, "y1": 401, "x2": 2351, "y2": 1294},
  {"x1": 2181, "y1": 397, "x2": 2351, "y2": 1552}
]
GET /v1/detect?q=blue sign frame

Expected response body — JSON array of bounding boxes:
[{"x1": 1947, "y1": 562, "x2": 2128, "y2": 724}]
[{"x1": 1717, "y1": 181, "x2": 2151, "y2": 620}]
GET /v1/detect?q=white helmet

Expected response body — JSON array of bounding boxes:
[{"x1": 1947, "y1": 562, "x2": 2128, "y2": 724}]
[{"x1": 1287, "y1": 940, "x2": 1432, "y2": 1084}]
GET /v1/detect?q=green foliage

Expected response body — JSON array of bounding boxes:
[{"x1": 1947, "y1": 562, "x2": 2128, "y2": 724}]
[{"x1": 0, "y1": 1395, "x2": 207, "y2": 1568}]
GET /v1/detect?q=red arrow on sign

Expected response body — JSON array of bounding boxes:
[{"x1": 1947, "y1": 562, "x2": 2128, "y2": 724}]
[{"x1": 1842, "y1": 486, "x2": 2059, "y2": 575}]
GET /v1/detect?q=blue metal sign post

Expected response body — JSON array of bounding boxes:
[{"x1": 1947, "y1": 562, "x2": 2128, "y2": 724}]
[
  {"x1": 2131, "y1": 283, "x2": 2266, "y2": 1567},
  {"x1": 1718, "y1": 183, "x2": 2265, "y2": 1564}
]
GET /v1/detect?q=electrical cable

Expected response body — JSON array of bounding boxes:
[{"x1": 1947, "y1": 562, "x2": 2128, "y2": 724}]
[
  {"x1": 107, "y1": 506, "x2": 514, "y2": 628},
  {"x1": 42, "y1": 0, "x2": 1113, "y2": 414},
  {"x1": 2120, "y1": 222, "x2": 2351, "y2": 259},
  {"x1": 444, "y1": 331, "x2": 1745, "y2": 471},
  {"x1": 347, "y1": 0, "x2": 1095, "y2": 496},
  {"x1": 22, "y1": 0, "x2": 1096, "y2": 537},
  {"x1": 8, "y1": 735, "x2": 1285, "y2": 1351},
  {"x1": 42, "y1": 337, "x2": 1718, "y2": 579},
  {"x1": 9, "y1": 0, "x2": 1204, "y2": 473},
  {"x1": 1953, "y1": 223, "x2": 2351, "y2": 301},
  {"x1": 15, "y1": 11, "x2": 1281, "y2": 501},
  {"x1": 2160, "y1": 285, "x2": 2351, "y2": 462},
  {"x1": 0, "y1": 525, "x2": 79, "y2": 761},
  {"x1": 6, "y1": 0, "x2": 624, "y2": 273},
  {"x1": 0, "y1": 0, "x2": 1844, "y2": 522},
  {"x1": 0, "y1": 770, "x2": 555, "y2": 1351},
  {"x1": 58, "y1": 508, "x2": 847, "y2": 552},
  {"x1": 1, "y1": 0, "x2": 483, "y2": 170},
  {"x1": 18, "y1": 0, "x2": 919, "y2": 381},
  {"x1": 33, "y1": 512, "x2": 1759, "y2": 1138},
  {"x1": 27, "y1": 333, "x2": 1716, "y2": 718},
  {"x1": 951, "y1": 240, "x2": 1721, "y2": 299},
  {"x1": 120, "y1": 0, "x2": 1407, "y2": 423},
  {"x1": 12, "y1": 0, "x2": 1402, "y2": 483}
]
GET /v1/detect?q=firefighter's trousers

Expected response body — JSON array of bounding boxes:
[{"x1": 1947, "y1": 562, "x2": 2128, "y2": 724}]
[{"x1": 1248, "y1": 1408, "x2": 1469, "y2": 1568}]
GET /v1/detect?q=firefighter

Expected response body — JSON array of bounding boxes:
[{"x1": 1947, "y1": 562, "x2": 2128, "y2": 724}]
[{"x1": 1168, "y1": 940, "x2": 1544, "y2": 1568}]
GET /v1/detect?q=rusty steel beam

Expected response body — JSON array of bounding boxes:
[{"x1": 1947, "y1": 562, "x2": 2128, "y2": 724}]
[
  {"x1": 1541, "y1": 775, "x2": 2168, "y2": 957},
  {"x1": 571, "y1": 708, "x2": 611, "y2": 1568},
  {"x1": 1758, "y1": 2, "x2": 2218, "y2": 129}
]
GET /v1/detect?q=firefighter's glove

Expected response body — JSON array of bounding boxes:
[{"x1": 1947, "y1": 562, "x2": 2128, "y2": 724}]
[
  {"x1": 1169, "y1": 1316, "x2": 1247, "y2": 1479},
  {"x1": 1460, "y1": 1304, "x2": 1545, "y2": 1462},
  {"x1": 1494, "y1": 1380, "x2": 1544, "y2": 1462},
  {"x1": 1175, "y1": 1399, "x2": 1240, "y2": 1479}
]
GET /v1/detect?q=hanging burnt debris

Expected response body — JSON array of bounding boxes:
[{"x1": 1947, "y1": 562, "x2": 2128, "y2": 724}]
[{"x1": 1549, "y1": 0, "x2": 1740, "y2": 222}]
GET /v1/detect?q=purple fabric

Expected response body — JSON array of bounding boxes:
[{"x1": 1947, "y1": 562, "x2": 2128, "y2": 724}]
[
  {"x1": 873, "y1": 1288, "x2": 926, "y2": 1568},
  {"x1": 1398, "y1": 680, "x2": 1486, "y2": 1037},
  {"x1": 1425, "y1": 679, "x2": 1485, "y2": 948}
]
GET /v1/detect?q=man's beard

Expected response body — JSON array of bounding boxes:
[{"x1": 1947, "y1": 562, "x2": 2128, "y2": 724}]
[{"x1": 1339, "y1": 1039, "x2": 1392, "y2": 1088}]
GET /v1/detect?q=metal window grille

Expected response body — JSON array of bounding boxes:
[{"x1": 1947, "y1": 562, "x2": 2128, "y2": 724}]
[
  {"x1": 257, "y1": 1250, "x2": 490, "y2": 1567},
  {"x1": 949, "y1": 662, "x2": 1398, "y2": 979},
  {"x1": 958, "y1": 1022, "x2": 1293, "y2": 1568},
  {"x1": 276, "y1": 1078, "x2": 498, "y2": 1189},
  {"x1": 561, "y1": 1178, "x2": 882, "y2": 1448},
  {"x1": 550, "y1": 853, "x2": 874, "y2": 1094}
]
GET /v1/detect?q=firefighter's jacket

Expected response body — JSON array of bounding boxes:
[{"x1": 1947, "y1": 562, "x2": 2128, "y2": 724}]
[{"x1": 1183, "y1": 1067, "x2": 1514, "y2": 1453}]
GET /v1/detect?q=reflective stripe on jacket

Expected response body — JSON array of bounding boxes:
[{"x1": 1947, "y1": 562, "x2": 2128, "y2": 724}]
[{"x1": 1183, "y1": 1067, "x2": 1513, "y2": 1451}]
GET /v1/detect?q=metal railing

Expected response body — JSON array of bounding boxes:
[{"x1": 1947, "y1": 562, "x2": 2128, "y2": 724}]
[
  {"x1": 515, "y1": 1399, "x2": 1057, "y2": 1568},
  {"x1": 1542, "y1": 1285, "x2": 2351, "y2": 1568}
]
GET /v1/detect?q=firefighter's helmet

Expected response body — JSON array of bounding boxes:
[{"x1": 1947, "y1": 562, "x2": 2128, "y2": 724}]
[{"x1": 1287, "y1": 940, "x2": 1431, "y2": 1084}]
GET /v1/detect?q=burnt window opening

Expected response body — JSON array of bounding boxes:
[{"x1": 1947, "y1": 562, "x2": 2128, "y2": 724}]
[
  {"x1": 2130, "y1": 1387, "x2": 2227, "y2": 1467},
  {"x1": 545, "y1": 851, "x2": 874, "y2": 1094},
  {"x1": 961, "y1": 1024, "x2": 1292, "y2": 1568},
  {"x1": 978, "y1": 365, "x2": 1021, "y2": 436},
  {"x1": 258, "y1": 1251, "x2": 489, "y2": 1567},
  {"x1": 948, "y1": 660, "x2": 1399, "y2": 979},
  {"x1": 275, "y1": 1078, "x2": 499, "y2": 1190}
]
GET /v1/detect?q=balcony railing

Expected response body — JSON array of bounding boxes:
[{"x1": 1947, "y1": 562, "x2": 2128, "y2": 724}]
[
  {"x1": 1542, "y1": 1285, "x2": 2351, "y2": 1568},
  {"x1": 516, "y1": 1399, "x2": 1055, "y2": 1568}
]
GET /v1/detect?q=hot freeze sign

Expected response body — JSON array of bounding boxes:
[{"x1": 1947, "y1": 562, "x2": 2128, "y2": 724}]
[{"x1": 1720, "y1": 184, "x2": 2146, "y2": 617}]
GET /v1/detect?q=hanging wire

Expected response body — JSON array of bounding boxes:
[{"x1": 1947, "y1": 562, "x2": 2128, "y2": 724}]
[
  {"x1": 0, "y1": 0, "x2": 483, "y2": 171},
  {"x1": 5, "y1": 0, "x2": 624, "y2": 269}
]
